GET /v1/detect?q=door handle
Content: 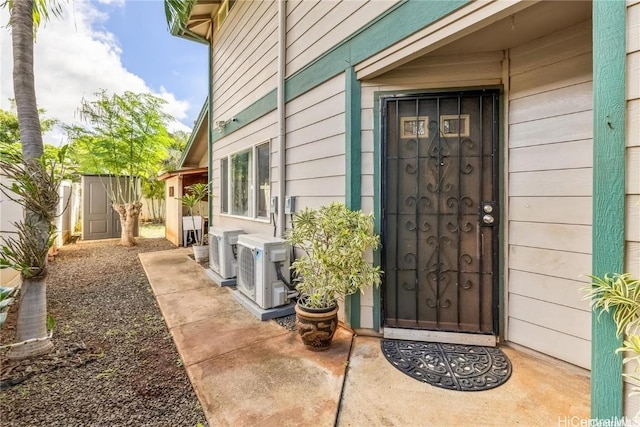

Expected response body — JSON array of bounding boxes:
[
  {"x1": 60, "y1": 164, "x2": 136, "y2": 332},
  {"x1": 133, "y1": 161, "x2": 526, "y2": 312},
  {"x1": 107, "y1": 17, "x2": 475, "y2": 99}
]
[{"x1": 480, "y1": 202, "x2": 496, "y2": 226}]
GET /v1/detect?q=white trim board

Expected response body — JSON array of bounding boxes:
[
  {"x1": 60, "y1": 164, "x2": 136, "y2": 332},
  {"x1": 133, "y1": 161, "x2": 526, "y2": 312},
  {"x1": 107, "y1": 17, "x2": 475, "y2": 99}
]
[{"x1": 383, "y1": 327, "x2": 497, "y2": 347}]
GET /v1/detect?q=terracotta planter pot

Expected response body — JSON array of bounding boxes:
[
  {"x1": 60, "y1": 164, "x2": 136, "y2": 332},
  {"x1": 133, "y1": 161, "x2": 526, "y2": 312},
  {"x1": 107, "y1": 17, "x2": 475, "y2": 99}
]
[{"x1": 295, "y1": 301, "x2": 338, "y2": 351}]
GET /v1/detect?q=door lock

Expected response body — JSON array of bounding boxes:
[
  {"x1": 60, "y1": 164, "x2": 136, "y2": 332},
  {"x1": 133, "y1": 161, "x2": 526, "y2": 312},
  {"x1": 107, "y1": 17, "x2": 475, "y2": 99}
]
[{"x1": 480, "y1": 202, "x2": 497, "y2": 226}]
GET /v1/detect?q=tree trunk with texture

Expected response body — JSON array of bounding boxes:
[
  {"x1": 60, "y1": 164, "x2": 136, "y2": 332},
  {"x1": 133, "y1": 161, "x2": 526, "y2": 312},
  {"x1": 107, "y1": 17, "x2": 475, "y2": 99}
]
[
  {"x1": 113, "y1": 202, "x2": 141, "y2": 247},
  {"x1": 7, "y1": 278, "x2": 54, "y2": 360},
  {"x1": 12, "y1": 0, "x2": 43, "y2": 160},
  {"x1": 9, "y1": 0, "x2": 53, "y2": 360}
]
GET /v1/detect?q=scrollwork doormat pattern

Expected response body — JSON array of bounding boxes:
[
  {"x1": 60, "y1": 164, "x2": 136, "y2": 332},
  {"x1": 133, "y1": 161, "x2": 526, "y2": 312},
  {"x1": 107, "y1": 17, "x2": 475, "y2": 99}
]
[{"x1": 381, "y1": 340, "x2": 512, "y2": 391}]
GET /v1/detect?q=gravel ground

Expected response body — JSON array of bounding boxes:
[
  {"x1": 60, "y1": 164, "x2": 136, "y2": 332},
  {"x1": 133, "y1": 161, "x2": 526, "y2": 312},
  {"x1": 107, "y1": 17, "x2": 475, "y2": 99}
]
[{"x1": 0, "y1": 237, "x2": 208, "y2": 427}]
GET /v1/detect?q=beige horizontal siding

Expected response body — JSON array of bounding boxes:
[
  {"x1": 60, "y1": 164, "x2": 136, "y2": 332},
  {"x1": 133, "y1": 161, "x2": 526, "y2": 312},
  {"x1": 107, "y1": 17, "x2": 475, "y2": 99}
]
[
  {"x1": 509, "y1": 139, "x2": 592, "y2": 172},
  {"x1": 510, "y1": 53, "x2": 592, "y2": 99},
  {"x1": 626, "y1": 2, "x2": 640, "y2": 281},
  {"x1": 509, "y1": 270, "x2": 589, "y2": 312},
  {"x1": 509, "y1": 111, "x2": 592, "y2": 148},
  {"x1": 624, "y1": 3, "x2": 639, "y2": 418},
  {"x1": 509, "y1": 222, "x2": 591, "y2": 254},
  {"x1": 509, "y1": 246, "x2": 591, "y2": 283},
  {"x1": 507, "y1": 20, "x2": 592, "y2": 369},
  {"x1": 285, "y1": 74, "x2": 346, "y2": 211},
  {"x1": 211, "y1": 1, "x2": 278, "y2": 121},
  {"x1": 285, "y1": 0, "x2": 398, "y2": 76},
  {"x1": 508, "y1": 197, "x2": 592, "y2": 226},
  {"x1": 508, "y1": 318, "x2": 590, "y2": 368},
  {"x1": 369, "y1": 51, "x2": 503, "y2": 87},
  {"x1": 509, "y1": 82, "x2": 593, "y2": 124},
  {"x1": 509, "y1": 169, "x2": 592, "y2": 197}
]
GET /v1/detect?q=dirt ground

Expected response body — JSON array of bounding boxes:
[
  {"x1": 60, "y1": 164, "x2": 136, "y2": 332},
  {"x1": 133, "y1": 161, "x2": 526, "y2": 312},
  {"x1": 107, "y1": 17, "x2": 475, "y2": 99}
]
[{"x1": 0, "y1": 234, "x2": 208, "y2": 426}]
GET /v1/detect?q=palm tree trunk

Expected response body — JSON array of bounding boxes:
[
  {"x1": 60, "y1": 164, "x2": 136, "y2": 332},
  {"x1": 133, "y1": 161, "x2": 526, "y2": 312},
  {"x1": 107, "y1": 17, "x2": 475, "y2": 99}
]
[
  {"x1": 7, "y1": 278, "x2": 53, "y2": 360},
  {"x1": 12, "y1": 0, "x2": 43, "y2": 159},
  {"x1": 8, "y1": 0, "x2": 52, "y2": 359}
]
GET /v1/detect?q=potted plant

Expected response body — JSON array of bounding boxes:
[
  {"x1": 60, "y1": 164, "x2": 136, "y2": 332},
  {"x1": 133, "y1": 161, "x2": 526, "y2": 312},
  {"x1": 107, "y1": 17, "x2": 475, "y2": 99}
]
[
  {"x1": 286, "y1": 202, "x2": 382, "y2": 350},
  {"x1": 179, "y1": 182, "x2": 209, "y2": 262}
]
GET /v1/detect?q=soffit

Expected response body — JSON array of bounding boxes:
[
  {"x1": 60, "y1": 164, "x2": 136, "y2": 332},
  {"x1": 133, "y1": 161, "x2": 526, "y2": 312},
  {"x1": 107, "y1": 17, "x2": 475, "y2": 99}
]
[
  {"x1": 356, "y1": 0, "x2": 592, "y2": 80},
  {"x1": 186, "y1": 1, "x2": 219, "y2": 40},
  {"x1": 430, "y1": 1, "x2": 592, "y2": 56}
]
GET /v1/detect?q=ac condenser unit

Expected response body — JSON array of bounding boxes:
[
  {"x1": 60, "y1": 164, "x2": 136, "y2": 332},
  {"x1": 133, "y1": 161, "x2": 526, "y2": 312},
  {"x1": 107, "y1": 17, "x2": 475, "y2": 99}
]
[
  {"x1": 236, "y1": 234, "x2": 291, "y2": 310},
  {"x1": 208, "y1": 226, "x2": 244, "y2": 279}
]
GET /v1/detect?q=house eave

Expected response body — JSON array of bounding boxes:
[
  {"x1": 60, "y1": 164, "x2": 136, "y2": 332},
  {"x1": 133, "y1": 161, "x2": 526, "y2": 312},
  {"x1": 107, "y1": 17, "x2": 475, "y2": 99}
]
[
  {"x1": 158, "y1": 167, "x2": 209, "y2": 181},
  {"x1": 179, "y1": 99, "x2": 209, "y2": 169},
  {"x1": 167, "y1": 0, "x2": 218, "y2": 43}
]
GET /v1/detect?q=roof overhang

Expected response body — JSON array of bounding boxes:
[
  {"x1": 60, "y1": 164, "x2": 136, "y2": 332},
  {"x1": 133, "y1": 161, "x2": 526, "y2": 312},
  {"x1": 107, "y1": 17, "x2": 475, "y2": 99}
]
[
  {"x1": 178, "y1": 100, "x2": 209, "y2": 169},
  {"x1": 167, "y1": 0, "x2": 219, "y2": 43},
  {"x1": 158, "y1": 167, "x2": 209, "y2": 181}
]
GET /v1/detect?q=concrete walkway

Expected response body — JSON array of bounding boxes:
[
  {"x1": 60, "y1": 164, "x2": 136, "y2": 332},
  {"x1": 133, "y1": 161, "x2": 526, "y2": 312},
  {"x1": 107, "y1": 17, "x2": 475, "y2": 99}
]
[{"x1": 139, "y1": 248, "x2": 590, "y2": 427}]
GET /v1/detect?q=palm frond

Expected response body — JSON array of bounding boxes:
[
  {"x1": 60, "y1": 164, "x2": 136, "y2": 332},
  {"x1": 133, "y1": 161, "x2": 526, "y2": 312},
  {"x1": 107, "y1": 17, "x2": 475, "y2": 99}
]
[{"x1": 164, "y1": 0, "x2": 197, "y2": 35}]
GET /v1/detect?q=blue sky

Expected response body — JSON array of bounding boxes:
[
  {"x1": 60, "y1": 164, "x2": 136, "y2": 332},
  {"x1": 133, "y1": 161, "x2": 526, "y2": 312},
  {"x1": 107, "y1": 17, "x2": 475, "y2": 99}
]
[
  {"x1": 0, "y1": 0, "x2": 209, "y2": 144},
  {"x1": 97, "y1": 1, "x2": 208, "y2": 117}
]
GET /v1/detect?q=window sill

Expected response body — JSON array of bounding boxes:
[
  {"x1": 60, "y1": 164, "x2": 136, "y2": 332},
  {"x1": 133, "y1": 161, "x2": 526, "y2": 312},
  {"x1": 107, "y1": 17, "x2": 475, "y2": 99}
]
[{"x1": 219, "y1": 213, "x2": 271, "y2": 224}]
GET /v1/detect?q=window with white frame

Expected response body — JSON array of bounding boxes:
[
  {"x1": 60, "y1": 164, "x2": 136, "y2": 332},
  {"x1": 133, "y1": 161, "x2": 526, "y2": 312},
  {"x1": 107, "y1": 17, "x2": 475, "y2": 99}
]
[{"x1": 220, "y1": 141, "x2": 270, "y2": 219}]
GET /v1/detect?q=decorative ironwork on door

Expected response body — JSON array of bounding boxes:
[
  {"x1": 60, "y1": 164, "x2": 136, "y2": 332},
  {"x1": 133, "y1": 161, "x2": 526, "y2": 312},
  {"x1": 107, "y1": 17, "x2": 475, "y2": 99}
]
[{"x1": 382, "y1": 92, "x2": 499, "y2": 334}]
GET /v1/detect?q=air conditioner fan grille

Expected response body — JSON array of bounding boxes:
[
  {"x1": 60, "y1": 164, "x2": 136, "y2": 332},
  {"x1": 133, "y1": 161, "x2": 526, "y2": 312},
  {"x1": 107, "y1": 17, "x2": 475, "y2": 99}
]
[
  {"x1": 210, "y1": 236, "x2": 220, "y2": 272},
  {"x1": 238, "y1": 245, "x2": 255, "y2": 294}
]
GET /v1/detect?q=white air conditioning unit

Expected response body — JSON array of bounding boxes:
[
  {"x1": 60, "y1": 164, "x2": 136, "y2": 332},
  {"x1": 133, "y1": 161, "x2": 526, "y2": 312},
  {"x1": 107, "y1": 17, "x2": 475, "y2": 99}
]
[
  {"x1": 208, "y1": 226, "x2": 244, "y2": 279},
  {"x1": 236, "y1": 234, "x2": 291, "y2": 310}
]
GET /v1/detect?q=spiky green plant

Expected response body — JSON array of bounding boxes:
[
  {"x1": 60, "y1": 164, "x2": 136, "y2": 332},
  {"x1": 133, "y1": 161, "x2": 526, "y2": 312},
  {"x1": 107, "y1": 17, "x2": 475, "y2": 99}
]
[
  {"x1": 585, "y1": 273, "x2": 640, "y2": 398},
  {"x1": 178, "y1": 182, "x2": 209, "y2": 246},
  {"x1": 585, "y1": 273, "x2": 640, "y2": 337},
  {"x1": 0, "y1": 151, "x2": 64, "y2": 278},
  {"x1": 0, "y1": 286, "x2": 17, "y2": 327}
]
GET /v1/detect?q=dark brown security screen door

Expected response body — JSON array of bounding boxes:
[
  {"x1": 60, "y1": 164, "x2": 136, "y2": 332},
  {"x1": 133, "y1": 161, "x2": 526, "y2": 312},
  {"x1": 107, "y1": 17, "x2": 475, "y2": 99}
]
[{"x1": 382, "y1": 91, "x2": 499, "y2": 335}]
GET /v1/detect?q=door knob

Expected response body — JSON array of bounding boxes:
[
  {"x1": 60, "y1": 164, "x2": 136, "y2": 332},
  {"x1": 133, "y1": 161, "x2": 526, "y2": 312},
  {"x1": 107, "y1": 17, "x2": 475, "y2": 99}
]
[{"x1": 483, "y1": 214, "x2": 494, "y2": 225}]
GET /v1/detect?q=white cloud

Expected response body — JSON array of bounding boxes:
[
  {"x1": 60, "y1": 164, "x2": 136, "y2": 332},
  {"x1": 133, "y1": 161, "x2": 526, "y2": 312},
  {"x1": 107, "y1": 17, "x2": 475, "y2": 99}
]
[{"x1": 0, "y1": 1, "x2": 192, "y2": 145}]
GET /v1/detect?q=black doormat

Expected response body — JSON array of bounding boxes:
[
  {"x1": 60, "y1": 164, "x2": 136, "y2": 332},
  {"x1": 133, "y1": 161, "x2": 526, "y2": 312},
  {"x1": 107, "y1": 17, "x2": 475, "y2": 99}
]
[{"x1": 381, "y1": 339, "x2": 512, "y2": 392}]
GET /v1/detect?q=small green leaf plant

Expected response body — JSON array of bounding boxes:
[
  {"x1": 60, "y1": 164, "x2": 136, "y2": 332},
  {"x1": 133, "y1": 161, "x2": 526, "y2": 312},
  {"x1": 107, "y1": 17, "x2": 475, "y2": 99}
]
[
  {"x1": 286, "y1": 202, "x2": 383, "y2": 309},
  {"x1": 584, "y1": 273, "x2": 640, "y2": 395}
]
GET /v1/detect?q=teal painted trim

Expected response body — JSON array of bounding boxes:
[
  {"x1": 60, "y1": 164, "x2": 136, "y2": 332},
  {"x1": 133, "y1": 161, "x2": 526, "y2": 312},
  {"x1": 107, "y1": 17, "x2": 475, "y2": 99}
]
[
  {"x1": 345, "y1": 67, "x2": 362, "y2": 328},
  {"x1": 347, "y1": 293, "x2": 360, "y2": 330},
  {"x1": 175, "y1": 31, "x2": 210, "y2": 45},
  {"x1": 345, "y1": 67, "x2": 362, "y2": 211},
  {"x1": 179, "y1": 99, "x2": 209, "y2": 168},
  {"x1": 592, "y1": 0, "x2": 626, "y2": 420},
  {"x1": 211, "y1": 89, "x2": 277, "y2": 145},
  {"x1": 203, "y1": 0, "x2": 470, "y2": 150},
  {"x1": 372, "y1": 91, "x2": 382, "y2": 331},
  {"x1": 285, "y1": 0, "x2": 469, "y2": 102}
]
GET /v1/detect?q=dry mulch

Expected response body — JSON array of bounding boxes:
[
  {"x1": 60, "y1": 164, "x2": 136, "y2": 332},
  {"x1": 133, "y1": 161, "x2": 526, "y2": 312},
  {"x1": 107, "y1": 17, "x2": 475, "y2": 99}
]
[{"x1": 0, "y1": 238, "x2": 208, "y2": 427}]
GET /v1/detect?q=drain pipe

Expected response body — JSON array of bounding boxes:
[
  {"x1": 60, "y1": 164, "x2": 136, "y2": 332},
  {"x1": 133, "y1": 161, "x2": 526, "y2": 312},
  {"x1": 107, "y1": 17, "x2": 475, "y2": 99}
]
[
  {"x1": 277, "y1": 0, "x2": 286, "y2": 238},
  {"x1": 207, "y1": 28, "x2": 214, "y2": 229}
]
